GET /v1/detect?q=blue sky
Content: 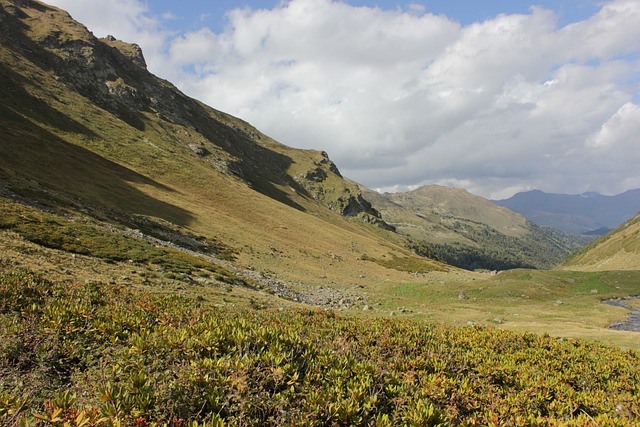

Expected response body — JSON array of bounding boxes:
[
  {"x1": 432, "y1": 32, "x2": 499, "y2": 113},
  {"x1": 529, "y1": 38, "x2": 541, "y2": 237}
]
[
  {"x1": 150, "y1": 1, "x2": 600, "y2": 32},
  {"x1": 47, "y1": 0, "x2": 640, "y2": 198}
]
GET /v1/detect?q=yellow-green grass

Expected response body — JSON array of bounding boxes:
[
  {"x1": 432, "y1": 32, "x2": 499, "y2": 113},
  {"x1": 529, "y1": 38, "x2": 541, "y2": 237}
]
[
  {"x1": 562, "y1": 213, "x2": 640, "y2": 271},
  {"x1": 361, "y1": 269, "x2": 640, "y2": 350}
]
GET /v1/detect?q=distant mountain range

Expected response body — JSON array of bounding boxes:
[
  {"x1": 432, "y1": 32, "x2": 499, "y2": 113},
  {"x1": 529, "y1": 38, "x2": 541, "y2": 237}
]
[
  {"x1": 493, "y1": 189, "x2": 640, "y2": 235},
  {"x1": 362, "y1": 185, "x2": 589, "y2": 271}
]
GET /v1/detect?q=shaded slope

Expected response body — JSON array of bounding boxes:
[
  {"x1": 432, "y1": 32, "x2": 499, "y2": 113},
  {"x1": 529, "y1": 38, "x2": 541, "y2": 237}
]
[
  {"x1": 364, "y1": 185, "x2": 589, "y2": 270},
  {"x1": 561, "y1": 213, "x2": 640, "y2": 271}
]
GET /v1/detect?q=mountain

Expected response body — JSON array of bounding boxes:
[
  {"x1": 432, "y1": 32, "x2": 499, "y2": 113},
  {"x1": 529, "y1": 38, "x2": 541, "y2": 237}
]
[
  {"x1": 362, "y1": 185, "x2": 589, "y2": 270},
  {"x1": 561, "y1": 212, "x2": 640, "y2": 271},
  {"x1": 0, "y1": 0, "x2": 444, "y2": 302},
  {"x1": 493, "y1": 189, "x2": 640, "y2": 235}
]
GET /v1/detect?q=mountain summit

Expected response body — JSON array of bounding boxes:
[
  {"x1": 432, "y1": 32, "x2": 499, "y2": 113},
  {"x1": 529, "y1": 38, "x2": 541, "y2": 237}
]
[
  {"x1": 362, "y1": 185, "x2": 588, "y2": 270},
  {"x1": 494, "y1": 189, "x2": 640, "y2": 235}
]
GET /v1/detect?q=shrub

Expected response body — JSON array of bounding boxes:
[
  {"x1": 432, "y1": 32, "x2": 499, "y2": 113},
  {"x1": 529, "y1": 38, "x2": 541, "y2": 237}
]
[{"x1": 1, "y1": 268, "x2": 640, "y2": 426}]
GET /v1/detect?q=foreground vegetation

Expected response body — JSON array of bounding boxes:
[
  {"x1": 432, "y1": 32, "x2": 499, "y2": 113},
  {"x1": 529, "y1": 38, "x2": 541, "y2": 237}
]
[{"x1": 2, "y1": 269, "x2": 640, "y2": 426}]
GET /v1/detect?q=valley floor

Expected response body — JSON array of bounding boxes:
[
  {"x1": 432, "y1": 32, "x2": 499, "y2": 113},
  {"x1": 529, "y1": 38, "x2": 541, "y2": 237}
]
[{"x1": 2, "y1": 227, "x2": 640, "y2": 351}]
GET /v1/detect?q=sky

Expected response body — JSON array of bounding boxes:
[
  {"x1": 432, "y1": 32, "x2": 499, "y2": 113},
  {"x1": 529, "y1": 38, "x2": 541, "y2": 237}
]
[{"x1": 45, "y1": 0, "x2": 640, "y2": 199}]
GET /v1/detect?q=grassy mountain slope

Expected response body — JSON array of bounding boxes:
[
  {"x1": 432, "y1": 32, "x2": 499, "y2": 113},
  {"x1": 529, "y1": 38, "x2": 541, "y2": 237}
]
[
  {"x1": 561, "y1": 212, "x2": 640, "y2": 271},
  {"x1": 0, "y1": 0, "x2": 444, "y2": 296},
  {"x1": 363, "y1": 185, "x2": 589, "y2": 270}
]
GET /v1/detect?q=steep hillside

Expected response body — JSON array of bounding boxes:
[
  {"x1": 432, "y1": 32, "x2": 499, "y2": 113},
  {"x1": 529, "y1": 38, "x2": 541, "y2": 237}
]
[
  {"x1": 0, "y1": 0, "x2": 443, "y2": 298},
  {"x1": 561, "y1": 212, "x2": 640, "y2": 271},
  {"x1": 494, "y1": 189, "x2": 640, "y2": 234},
  {"x1": 363, "y1": 185, "x2": 589, "y2": 270}
]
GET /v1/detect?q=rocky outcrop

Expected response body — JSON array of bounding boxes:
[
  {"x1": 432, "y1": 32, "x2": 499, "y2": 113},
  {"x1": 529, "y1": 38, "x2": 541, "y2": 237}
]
[
  {"x1": 102, "y1": 35, "x2": 147, "y2": 69},
  {"x1": 294, "y1": 151, "x2": 395, "y2": 231},
  {"x1": 0, "y1": 0, "x2": 197, "y2": 128}
]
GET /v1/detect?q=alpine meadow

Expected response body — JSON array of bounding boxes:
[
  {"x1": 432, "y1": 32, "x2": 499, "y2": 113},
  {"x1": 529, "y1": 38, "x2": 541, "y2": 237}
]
[{"x1": 1, "y1": 1, "x2": 640, "y2": 426}]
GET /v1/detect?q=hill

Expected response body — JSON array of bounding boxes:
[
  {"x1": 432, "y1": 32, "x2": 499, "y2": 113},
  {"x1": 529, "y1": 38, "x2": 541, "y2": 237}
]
[
  {"x1": 494, "y1": 189, "x2": 640, "y2": 235},
  {"x1": 363, "y1": 185, "x2": 589, "y2": 270},
  {"x1": 0, "y1": 0, "x2": 444, "y2": 303},
  {"x1": 561, "y1": 212, "x2": 640, "y2": 271}
]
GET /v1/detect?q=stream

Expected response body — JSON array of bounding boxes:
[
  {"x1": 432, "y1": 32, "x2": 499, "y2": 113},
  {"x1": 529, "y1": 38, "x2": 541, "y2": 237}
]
[{"x1": 602, "y1": 297, "x2": 640, "y2": 332}]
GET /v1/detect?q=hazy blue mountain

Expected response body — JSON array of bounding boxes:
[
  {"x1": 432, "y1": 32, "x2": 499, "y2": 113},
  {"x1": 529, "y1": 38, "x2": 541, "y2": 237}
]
[{"x1": 493, "y1": 189, "x2": 640, "y2": 234}]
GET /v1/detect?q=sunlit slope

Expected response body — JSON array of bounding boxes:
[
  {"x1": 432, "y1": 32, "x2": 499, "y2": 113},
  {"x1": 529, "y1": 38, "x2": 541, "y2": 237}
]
[
  {"x1": 363, "y1": 185, "x2": 588, "y2": 270},
  {"x1": 562, "y1": 213, "x2": 640, "y2": 271},
  {"x1": 0, "y1": 0, "x2": 444, "y2": 288}
]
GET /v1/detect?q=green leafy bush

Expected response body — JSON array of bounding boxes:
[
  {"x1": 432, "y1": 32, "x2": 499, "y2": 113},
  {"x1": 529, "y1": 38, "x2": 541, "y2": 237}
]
[{"x1": 1, "y1": 269, "x2": 640, "y2": 426}]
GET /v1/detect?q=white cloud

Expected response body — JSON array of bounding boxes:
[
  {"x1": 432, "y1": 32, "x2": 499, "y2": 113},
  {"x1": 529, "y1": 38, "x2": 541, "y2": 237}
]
[
  {"x1": 168, "y1": 28, "x2": 218, "y2": 67},
  {"x1": 407, "y1": 3, "x2": 426, "y2": 14},
  {"x1": 560, "y1": 0, "x2": 640, "y2": 61},
  {"x1": 45, "y1": 0, "x2": 640, "y2": 198},
  {"x1": 586, "y1": 103, "x2": 640, "y2": 151}
]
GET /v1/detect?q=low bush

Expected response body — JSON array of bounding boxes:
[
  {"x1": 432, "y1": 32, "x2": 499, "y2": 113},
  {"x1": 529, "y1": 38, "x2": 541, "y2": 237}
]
[{"x1": 2, "y1": 269, "x2": 640, "y2": 426}]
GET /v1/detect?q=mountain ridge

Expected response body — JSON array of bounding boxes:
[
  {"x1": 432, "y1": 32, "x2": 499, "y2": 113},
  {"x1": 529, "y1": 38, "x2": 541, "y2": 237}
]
[
  {"x1": 494, "y1": 188, "x2": 640, "y2": 234},
  {"x1": 0, "y1": 0, "x2": 442, "y2": 297},
  {"x1": 362, "y1": 185, "x2": 589, "y2": 270},
  {"x1": 1, "y1": 0, "x2": 390, "y2": 223}
]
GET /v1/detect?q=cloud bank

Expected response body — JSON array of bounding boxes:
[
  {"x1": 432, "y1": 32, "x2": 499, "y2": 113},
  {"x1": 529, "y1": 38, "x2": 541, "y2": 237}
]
[{"x1": 48, "y1": 0, "x2": 640, "y2": 198}]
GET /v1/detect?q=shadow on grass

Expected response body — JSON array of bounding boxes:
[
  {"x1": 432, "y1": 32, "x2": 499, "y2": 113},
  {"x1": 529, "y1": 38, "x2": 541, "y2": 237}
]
[
  {"x1": 1, "y1": 2, "x2": 311, "y2": 213},
  {"x1": 0, "y1": 68, "x2": 193, "y2": 226}
]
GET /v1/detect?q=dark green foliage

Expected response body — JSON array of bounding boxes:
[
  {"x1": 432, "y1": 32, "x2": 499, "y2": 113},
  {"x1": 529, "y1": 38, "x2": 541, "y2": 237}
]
[
  {"x1": 421, "y1": 241, "x2": 535, "y2": 271},
  {"x1": 2, "y1": 269, "x2": 640, "y2": 426},
  {"x1": 414, "y1": 221, "x2": 587, "y2": 271}
]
